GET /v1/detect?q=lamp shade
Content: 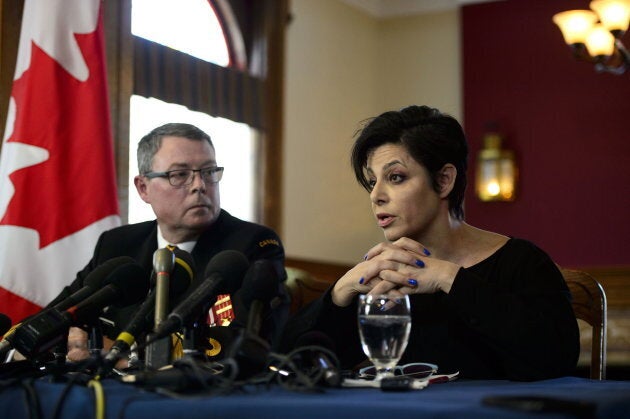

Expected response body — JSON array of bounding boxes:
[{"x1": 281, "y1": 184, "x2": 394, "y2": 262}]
[
  {"x1": 553, "y1": 10, "x2": 598, "y2": 44},
  {"x1": 585, "y1": 24, "x2": 616, "y2": 56},
  {"x1": 590, "y1": 0, "x2": 630, "y2": 34}
]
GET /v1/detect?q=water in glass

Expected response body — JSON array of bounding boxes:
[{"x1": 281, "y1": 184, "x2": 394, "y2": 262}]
[{"x1": 358, "y1": 294, "x2": 411, "y2": 380}]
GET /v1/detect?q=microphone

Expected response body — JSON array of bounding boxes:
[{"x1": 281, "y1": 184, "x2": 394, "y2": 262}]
[
  {"x1": 0, "y1": 256, "x2": 134, "y2": 358},
  {"x1": 152, "y1": 248, "x2": 175, "y2": 329},
  {"x1": 0, "y1": 314, "x2": 12, "y2": 336},
  {"x1": 6, "y1": 263, "x2": 150, "y2": 358},
  {"x1": 151, "y1": 250, "x2": 249, "y2": 341},
  {"x1": 52, "y1": 256, "x2": 136, "y2": 311},
  {"x1": 294, "y1": 331, "x2": 341, "y2": 387},
  {"x1": 102, "y1": 250, "x2": 195, "y2": 369},
  {"x1": 228, "y1": 259, "x2": 282, "y2": 379},
  {"x1": 240, "y1": 259, "x2": 282, "y2": 338},
  {"x1": 66, "y1": 263, "x2": 150, "y2": 322}
]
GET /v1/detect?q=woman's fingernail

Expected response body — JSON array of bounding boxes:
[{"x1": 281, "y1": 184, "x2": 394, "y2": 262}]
[
  {"x1": 415, "y1": 259, "x2": 425, "y2": 267},
  {"x1": 408, "y1": 279, "x2": 418, "y2": 286},
  {"x1": 423, "y1": 248, "x2": 431, "y2": 256},
  {"x1": 363, "y1": 254, "x2": 368, "y2": 260},
  {"x1": 359, "y1": 277, "x2": 364, "y2": 284}
]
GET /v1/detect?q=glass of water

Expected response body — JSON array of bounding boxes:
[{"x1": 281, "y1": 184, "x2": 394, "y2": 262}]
[{"x1": 358, "y1": 294, "x2": 411, "y2": 381}]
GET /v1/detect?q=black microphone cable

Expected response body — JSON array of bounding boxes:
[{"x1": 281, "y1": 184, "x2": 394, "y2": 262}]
[
  {"x1": 120, "y1": 355, "x2": 239, "y2": 396},
  {"x1": 265, "y1": 337, "x2": 341, "y2": 392}
]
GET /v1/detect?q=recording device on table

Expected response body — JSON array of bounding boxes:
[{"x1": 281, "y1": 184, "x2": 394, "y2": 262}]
[{"x1": 0, "y1": 256, "x2": 144, "y2": 360}]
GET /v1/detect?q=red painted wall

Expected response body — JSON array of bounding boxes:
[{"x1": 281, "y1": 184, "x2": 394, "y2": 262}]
[{"x1": 462, "y1": 0, "x2": 630, "y2": 267}]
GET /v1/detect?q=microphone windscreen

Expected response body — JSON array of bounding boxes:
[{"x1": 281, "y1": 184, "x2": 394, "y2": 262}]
[
  {"x1": 240, "y1": 259, "x2": 281, "y2": 307},
  {"x1": 53, "y1": 256, "x2": 136, "y2": 311},
  {"x1": 153, "y1": 248, "x2": 175, "y2": 274},
  {"x1": 0, "y1": 313, "x2": 12, "y2": 336},
  {"x1": 84, "y1": 256, "x2": 135, "y2": 288},
  {"x1": 104, "y1": 263, "x2": 151, "y2": 307},
  {"x1": 203, "y1": 250, "x2": 249, "y2": 294}
]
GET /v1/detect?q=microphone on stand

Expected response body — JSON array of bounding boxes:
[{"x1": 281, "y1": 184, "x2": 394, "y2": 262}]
[
  {"x1": 150, "y1": 250, "x2": 249, "y2": 342},
  {"x1": 145, "y1": 247, "x2": 177, "y2": 369},
  {"x1": 0, "y1": 256, "x2": 135, "y2": 359},
  {"x1": 6, "y1": 263, "x2": 150, "y2": 359},
  {"x1": 152, "y1": 248, "x2": 175, "y2": 329},
  {"x1": 52, "y1": 256, "x2": 136, "y2": 311},
  {"x1": 241, "y1": 259, "x2": 282, "y2": 338},
  {"x1": 102, "y1": 249, "x2": 195, "y2": 372},
  {"x1": 229, "y1": 259, "x2": 282, "y2": 379}
]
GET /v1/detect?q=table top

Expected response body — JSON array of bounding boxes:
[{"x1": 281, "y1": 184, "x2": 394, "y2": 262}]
[{"x1": 1, "y1": 375, "x2": 630, "y2": 419}]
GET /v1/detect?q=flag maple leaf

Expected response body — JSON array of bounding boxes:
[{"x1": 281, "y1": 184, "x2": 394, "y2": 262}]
[{"x1": 0, "y1": 2, "x2": 120, "y2": 322}]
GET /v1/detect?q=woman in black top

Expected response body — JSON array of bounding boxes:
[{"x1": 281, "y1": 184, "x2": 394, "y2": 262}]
[{"x1": 282, "y1": 105, "x2": 579, "y2": 381}]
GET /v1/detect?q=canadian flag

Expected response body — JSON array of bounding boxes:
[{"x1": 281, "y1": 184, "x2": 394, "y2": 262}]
[{"x1": 0, "y1": 0, "x2": 120, "y2": 324}]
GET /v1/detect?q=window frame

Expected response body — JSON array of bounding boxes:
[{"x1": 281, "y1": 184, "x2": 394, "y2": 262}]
[{"x1": 104, "y1": 0, "x2": 285, "y2": 233}]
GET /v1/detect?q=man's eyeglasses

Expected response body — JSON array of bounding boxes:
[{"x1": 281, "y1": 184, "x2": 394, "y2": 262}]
[
  {"x1": 144, "y1": 166, "x2": 224, "y2": 187},
  {"x1": 358, "y1": 362, "x2": 438, "y2": 379}
]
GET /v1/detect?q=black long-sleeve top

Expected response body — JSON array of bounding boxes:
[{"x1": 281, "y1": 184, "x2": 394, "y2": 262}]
[{"x1": 281, "y1": 238, "x2": 580, "y2": 381}]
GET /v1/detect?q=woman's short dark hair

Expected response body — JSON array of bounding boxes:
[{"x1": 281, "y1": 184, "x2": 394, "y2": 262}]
[
  {"x1": 351, "y1": 105, "x2": 468, "y2": 220},
  {"x1": 137, "y1": 123, "x2": 214, "y2": 174}
]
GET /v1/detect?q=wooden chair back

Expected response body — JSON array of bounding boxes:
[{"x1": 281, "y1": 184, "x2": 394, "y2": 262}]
[{"x1": 562, "y1": 269, "x2": 607, "y2": 380}]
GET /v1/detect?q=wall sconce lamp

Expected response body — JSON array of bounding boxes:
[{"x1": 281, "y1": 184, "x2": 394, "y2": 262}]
[
  {"x1": 475, "y1": 131, "x2": 517, "y2": 202},
  {"x1": 553, "y1": 0, "x2": 630, "y2": 74}
]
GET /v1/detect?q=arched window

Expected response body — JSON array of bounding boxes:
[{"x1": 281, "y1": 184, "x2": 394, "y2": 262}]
[
  {"x1": 128, "y1": 0, "x2": 256, "y2": 223},
  {"x1": 132, "y1": 0, "x2": 230, "y2": 66},
  {"x1": 102, "y1": 0, "x2": 285, "y2": 232}
]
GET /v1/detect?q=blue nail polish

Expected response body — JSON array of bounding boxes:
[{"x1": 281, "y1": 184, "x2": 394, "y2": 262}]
[
  {"x1": 359, "y1": 277, "x2": 364, "y2": 284},
  {"x1": 408, "y1": 279, "x2": 418, "y2": 286},
  {"x1": 363, "y1": 254, "x2": 368, "y2": 260},
  {"x1": 423, "y1": 248, "x2": 431, "y2": 256},
  {"x1": 415, "y1": 259, "x2": 425, "y2": 268}
]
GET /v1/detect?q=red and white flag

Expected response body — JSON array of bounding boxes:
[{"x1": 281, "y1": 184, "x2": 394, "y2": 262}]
[{"x1": 0, "y1": 0, "x2": 120, "y2": 324}]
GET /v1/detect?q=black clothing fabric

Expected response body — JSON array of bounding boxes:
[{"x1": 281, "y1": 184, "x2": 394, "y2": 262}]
[
  {"x1": 48, "y1": 209, "x2": 287, "y2": 347},
  {"x1": 280, "y1": 238, "x2": 580, "y2": 381}
]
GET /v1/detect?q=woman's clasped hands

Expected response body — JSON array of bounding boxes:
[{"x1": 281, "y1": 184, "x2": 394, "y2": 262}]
[{"x1": 331, "y1": 237, "x2": 460, "y2": 307}]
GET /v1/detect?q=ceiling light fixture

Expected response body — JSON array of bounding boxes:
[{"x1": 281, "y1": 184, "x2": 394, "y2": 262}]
[{"x1": 553, "y1": 0, "x2": 630, "y2": 74}]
